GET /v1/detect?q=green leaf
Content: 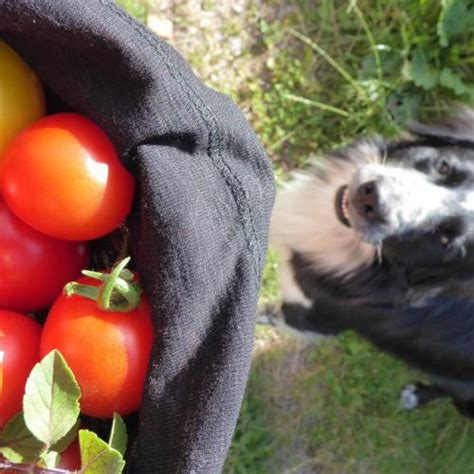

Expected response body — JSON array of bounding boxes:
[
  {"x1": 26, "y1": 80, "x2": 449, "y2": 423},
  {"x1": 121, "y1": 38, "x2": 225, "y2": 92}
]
[
  {"x1": 40, "y1": 450, "x2": 59, "y2": 469},
  {"x1": 437, "y1": 0, "x2": 474, "y2": 47},
  {"x1": 386, "y1": 91, "x2": 421, "y2": 127},
  {"x1": 23, "y1": 350, "x2": 81, "y2": 447},
  {"x1": 360, "y1": 49, "x2": 401, "y2": 80},
  {"x1": 79, "y1": 429, "x2": 125, "y2": 474},
  {"x1": 52, "y1": 418, "x2": 80, "y2": 454},
  {"x1": 108, "y1": 413, "x2": 128, "y2": 456},
  {"x1": 403, "y1": 48, "x2": 439, "y2": 90},
  {"x1": 439, "y1": 68, "x2": 474, "y2": 97},
  {"x1": 0, "y1": 413, "x2": 45, "y2": 464}
]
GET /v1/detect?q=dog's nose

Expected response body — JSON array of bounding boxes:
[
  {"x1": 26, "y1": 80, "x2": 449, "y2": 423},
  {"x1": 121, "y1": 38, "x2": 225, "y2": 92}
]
[{"x1": 353, "y1": 180, "x2": 382, "y2": 223}]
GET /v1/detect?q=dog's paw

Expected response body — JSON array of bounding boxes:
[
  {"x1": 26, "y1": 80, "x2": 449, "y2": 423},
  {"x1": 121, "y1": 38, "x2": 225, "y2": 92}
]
[
  {"x1": 400, "y1": 384, "x2": 419, "y2": 410},
  {"x1": 256, "y1": 306, "x2": 328, "y2": 342},
  {"x1": 256, "y1": 305, "x2": 283, "y2": 326}
]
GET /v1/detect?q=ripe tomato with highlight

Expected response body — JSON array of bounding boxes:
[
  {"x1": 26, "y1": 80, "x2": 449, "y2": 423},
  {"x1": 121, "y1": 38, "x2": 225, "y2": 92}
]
[
  {"x1": 1, "y1": 113, "x2": 135, "y2": 241},
  {"x1": 0, "y1": 311, "x2": 42, "y2": 429},
  {"x1": 0, "y1": 198, "x2": 89, "y2": 313},
  {"x1": 40, "y1": 275, "x2": 153, "y2": 419}
]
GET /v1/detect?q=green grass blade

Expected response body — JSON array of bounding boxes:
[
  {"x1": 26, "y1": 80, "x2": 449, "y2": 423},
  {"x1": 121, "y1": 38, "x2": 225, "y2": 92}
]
[
  {"x1": 283, "y1": 93, "x2": 351, "y2": 117},
  {"x1": 287, "y1": 27, "x2": 369, "y2": 100}
]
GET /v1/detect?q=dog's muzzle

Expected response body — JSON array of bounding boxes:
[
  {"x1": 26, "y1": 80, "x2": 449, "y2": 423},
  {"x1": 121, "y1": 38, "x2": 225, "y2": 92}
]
[{"x1": 342, "y1": 164, "x2": 450, "y2": 242}]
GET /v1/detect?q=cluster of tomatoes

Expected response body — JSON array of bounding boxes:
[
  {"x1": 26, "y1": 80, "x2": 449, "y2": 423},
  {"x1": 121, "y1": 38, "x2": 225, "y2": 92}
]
[{"x1": 0, "y1": 39, "x2": 154, "y2": 465}]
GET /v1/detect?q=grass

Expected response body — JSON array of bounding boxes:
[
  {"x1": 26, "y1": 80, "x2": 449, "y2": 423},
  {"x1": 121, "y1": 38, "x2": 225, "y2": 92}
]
[
  {"x1": 119, "y1": 1, "x2": 474, "y2": 472},
  {"x1": 115, "y1": 0, "x2": 150, "y2": 23},
  {"x1": 226, "y1": 332, "x2": 474, "y2": 474},
  {"x1": 238, "y1": 0, "x2": 474, "y2": 172}
]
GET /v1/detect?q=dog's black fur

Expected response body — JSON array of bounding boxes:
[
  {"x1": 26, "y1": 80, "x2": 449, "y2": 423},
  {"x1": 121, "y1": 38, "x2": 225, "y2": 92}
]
[{"x1": 271, "y1": 108, "x2": 474, "y2": 416}]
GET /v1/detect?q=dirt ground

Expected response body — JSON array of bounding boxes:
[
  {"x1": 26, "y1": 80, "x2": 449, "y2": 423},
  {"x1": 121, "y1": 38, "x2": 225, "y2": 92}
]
[
  {"x1": 148, "y1": 0, "x2": 259, "y2": 90},
  {"x1": 146, "y1": 0, "x2": 294, "y2": 119}
]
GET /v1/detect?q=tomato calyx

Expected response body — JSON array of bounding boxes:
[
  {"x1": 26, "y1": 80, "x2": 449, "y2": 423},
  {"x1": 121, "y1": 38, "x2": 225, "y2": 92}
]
[{"x1": 64, "y1": 257, "x2": 142, "y2": 312}]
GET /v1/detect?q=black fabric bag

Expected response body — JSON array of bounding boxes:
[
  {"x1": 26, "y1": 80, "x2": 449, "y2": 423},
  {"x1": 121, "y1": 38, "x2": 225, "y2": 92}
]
[{"x1": 0, "y1": 1, "x2": 274, "y2": 472}]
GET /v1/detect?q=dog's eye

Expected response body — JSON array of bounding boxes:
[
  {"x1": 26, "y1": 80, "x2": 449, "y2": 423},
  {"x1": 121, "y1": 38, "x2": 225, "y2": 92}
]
[
  {"x1": 440, "y1": 234, "x2": 451, "y2": 248},
  {"x1": 438, "y1": 218, "x2": 464, "y2": 250},
  {"x1": 437, "y1": 160, "x2": 451, "y2": 176}
]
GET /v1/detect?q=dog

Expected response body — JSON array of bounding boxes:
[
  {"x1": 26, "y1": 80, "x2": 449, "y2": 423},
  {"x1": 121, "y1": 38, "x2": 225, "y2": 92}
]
[{"x1": 270, "y1": 108, "x2": 474, "y2": 416}]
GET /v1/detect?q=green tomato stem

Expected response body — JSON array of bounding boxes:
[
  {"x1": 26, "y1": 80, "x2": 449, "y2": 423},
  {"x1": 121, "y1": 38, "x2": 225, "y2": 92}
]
[
  {"x1": 82, "y1": 268, "x2": 135, "y2": 282},
  {"x1": 64, "y1": 282, "x2": 100, "y2": 300},
  {"x1": 64, "y1": 257, "x2": 142, "y2": 312}
]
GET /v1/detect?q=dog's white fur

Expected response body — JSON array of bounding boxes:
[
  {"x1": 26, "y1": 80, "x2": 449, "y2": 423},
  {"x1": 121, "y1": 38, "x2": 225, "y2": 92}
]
[{"x1": 271, "y1": 141, "x2": 382, "y2": 285}]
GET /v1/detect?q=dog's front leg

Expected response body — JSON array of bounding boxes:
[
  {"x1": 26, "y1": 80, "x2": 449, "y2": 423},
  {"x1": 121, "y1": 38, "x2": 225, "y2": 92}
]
[{"x1": 399, "y1": 382, "x2": 449, "y2": 410}]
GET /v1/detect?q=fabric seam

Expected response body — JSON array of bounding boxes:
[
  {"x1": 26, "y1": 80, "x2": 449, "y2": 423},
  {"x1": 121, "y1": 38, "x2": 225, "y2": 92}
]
[{"x1": 102, "y1": 0, "x2": 264, "y2": 279}]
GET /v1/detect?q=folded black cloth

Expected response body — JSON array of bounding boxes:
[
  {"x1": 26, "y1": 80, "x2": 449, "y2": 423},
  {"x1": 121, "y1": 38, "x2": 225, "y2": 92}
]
[{"x1": 0, "y1": 1, "x2": 274, "y2": 472}]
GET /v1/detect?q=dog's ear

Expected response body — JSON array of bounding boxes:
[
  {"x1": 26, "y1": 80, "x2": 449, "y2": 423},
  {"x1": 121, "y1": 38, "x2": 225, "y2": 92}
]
[{"x1": 408, "y1": 107, "x2": 474, "y2": 146}]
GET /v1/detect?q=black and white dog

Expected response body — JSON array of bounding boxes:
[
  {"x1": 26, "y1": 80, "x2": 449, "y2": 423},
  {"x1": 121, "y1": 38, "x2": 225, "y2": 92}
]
[{"x1": 270, "y1": 108, "x2": 474, "y2": 416}]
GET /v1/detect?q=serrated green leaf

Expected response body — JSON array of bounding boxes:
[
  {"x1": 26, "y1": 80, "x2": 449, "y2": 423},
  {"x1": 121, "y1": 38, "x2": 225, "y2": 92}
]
[
  {"x1": 108, "y1": 413, "x2": 127, "y2": 456},
  {"x1": 40, "y1": 450, "x2": 59, "y2": 469},
  {"x1": 79, "y1": 429, "x2": 125, "y2": 474},
  {"x1": 437, "y1": 0, "x2": 474, "y2": 47},
  {"x1": 439, "y1": 68, "x2": 474, "y2": 97},
  {"x1": 0, "y1": 413, "x2": 45, "y2": 463},
  {"x1": 403, "y1": 48, "x2": 439, "y2": 90},
  {"x1": 23, "y1": 350, "x2": 81, "y2": 447}
]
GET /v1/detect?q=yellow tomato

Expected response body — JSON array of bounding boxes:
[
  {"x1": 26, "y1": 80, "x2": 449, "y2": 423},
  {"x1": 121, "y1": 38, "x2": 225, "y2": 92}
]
[{"x1": 0, "y1": 40, "x2": 45, "y2": 157}]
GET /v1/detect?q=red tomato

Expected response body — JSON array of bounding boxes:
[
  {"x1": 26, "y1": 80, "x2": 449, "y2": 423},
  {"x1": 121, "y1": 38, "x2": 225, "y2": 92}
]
[
  {"x1": 0, "y1": 311, "x2": 41, "y2": 428},
  {"x1": 40, "y1": 276, "x2": 153, "y2": 419},
  {"x1": 1, "y1": 113, "x2": 135, "y2": 241},
  {"x1": 58, "y1": 439, "x2": 81, "y2": 471},
  {"x1": 0, "y1": 198, "x2": 89, "y2": 313}
]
